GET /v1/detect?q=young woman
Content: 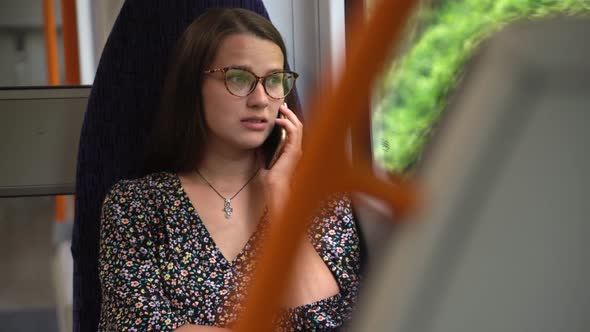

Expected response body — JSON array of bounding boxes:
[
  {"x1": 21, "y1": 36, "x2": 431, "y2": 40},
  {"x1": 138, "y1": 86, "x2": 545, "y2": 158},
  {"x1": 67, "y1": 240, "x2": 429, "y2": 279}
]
[{"x1": 98, "y1": 8, "x2": 361, "y2": 331}]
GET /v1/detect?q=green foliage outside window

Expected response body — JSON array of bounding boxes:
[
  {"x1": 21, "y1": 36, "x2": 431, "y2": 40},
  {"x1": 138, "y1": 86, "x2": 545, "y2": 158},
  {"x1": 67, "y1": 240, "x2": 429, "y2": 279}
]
[{"x1": 372, "y1": 0, "x2": 590, "y2": 173}]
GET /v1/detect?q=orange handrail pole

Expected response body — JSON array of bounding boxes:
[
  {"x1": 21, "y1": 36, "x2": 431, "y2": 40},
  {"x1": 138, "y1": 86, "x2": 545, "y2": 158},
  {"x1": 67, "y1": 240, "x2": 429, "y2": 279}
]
[
  {"x1": 54, "y1": 196, "x2": 67, "y2": 224},
  {"x1": 43, "y1": 0, "x2": 69, "y2": 224},
  {"x1": 235, "y1": 0, "x2": 418, "y2": 331},
  {"x1": 61, "y1": 0, "x2": 81, "y2": 85},
  {"x1": 59, "y1": 0, "x2": 81, "y2": 224},
  {"x1": 43, "y1": 0, "x2": 60, "y2": 86}
]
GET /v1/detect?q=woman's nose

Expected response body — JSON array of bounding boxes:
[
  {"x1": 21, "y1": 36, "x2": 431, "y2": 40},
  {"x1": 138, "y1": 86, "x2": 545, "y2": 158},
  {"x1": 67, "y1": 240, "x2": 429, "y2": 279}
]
[{"x1": 247, "y1": 80, "x2": 269, "y2": 107}]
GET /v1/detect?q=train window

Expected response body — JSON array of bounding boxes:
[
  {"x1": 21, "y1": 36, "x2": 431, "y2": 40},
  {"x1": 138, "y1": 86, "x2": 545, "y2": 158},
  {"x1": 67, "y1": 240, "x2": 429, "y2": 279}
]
[
  {"x1": 369, "y1": 0, "x2": 590, "y2": 174},
  {"x1": 351, "y1": 0, "x2": 590, "y2": 319},
  {"x1": 352, "y1": 18, "x2": 590, "y2": 332}
]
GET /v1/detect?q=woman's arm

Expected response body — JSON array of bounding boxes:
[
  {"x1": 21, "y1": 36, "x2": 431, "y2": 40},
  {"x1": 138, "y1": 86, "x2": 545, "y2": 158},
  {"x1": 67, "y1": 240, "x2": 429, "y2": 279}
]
[
  {"x1": 99, "y1": 180, "x2": 193, "y2": 331},
  {"x1": 259, "y1": 104, "x2": 342, "y2": 306},
  {"x1": 276, "y1": 195, "x2": 362, "y2": 330},
  {"x1": 282, "y1": 239, "x2": 341, "y2": 307}
]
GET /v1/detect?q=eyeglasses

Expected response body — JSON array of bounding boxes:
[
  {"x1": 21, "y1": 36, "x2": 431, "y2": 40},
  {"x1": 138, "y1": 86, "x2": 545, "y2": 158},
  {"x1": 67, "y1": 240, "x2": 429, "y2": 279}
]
[{"x1": 204, "y1": 67, "x2": 299, "y2": 99}]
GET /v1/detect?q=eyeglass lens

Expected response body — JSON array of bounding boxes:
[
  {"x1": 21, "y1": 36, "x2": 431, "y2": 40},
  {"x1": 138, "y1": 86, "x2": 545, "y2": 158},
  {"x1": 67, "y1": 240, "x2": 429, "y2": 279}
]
[{"x1": 224, "y1": 68, "x2": 295, "y2": 98}]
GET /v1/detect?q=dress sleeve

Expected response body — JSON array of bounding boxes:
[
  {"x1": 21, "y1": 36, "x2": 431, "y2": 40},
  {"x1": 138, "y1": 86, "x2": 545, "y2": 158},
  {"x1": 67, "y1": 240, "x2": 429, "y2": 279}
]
[
  {"x1": 276, "y1": 194, "x2": 362, "y2": 331},
  {"x1": 98, "y1": 180, "x2": 188, "y2": 332}
]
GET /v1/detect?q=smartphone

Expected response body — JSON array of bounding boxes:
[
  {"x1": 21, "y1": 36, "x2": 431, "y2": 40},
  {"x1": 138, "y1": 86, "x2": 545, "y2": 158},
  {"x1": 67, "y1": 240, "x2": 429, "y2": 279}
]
[{"x1": 267, "y1": 114, "x2": 287, "y2": 169}]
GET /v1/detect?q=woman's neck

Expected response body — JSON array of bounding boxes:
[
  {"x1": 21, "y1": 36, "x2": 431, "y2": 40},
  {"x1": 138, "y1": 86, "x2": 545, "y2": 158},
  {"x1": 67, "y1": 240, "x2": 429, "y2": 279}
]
[{"x1": 197, "y1": 148, "x2": 259, "y2": 183}]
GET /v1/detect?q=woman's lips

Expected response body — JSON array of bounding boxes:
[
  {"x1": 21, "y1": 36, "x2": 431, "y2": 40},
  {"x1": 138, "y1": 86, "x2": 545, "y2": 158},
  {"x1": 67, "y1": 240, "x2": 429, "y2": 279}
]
[{"x1": 240, "y1": 118, "x2": 268, "y2": 131}]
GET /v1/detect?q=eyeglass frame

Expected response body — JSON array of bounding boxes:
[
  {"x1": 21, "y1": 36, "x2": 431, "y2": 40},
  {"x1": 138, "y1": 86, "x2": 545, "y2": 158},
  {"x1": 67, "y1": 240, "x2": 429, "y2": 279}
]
[{"x1": 203, "y1": 66, "x2": 299, "y2": 100}]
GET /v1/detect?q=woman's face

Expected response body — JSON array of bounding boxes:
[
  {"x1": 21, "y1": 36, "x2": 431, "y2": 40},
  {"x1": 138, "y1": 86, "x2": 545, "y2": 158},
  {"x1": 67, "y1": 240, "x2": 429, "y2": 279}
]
[{"x1": 201, "y1": 33, "x2": 285, "y2": 155}]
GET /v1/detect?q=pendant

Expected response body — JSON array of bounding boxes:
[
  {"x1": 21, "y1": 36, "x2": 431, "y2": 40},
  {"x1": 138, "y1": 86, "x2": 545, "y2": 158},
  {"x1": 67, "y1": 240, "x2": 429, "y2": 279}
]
[{"x1": 223, "y1": 198, "x2": 233, "y2": 219}]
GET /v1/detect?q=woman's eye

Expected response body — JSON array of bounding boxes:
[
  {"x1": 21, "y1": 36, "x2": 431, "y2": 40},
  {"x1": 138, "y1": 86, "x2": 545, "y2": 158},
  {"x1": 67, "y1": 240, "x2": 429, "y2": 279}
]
[
  {"x1": 228, "y1": 73, "x2": 251, "y2": 84},
  {"x1": 267, "y1": 75, "x2": 283, "y2": 86}
]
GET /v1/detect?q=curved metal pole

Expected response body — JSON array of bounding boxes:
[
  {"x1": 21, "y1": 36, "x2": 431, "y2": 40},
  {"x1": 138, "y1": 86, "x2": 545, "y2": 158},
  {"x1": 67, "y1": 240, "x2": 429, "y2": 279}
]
[
  {"x1": 61, "y1": 0, "x2": 81, "y2": 85},
  {"x1": 235, "y1": 0, "x2": 419, "y2": 331},
  {"x1": 42, "y1": 0, "x2": 71, "y2": 227},
  {"x1": 43, "y1": 0, "x2": 60, "y2": 85}
]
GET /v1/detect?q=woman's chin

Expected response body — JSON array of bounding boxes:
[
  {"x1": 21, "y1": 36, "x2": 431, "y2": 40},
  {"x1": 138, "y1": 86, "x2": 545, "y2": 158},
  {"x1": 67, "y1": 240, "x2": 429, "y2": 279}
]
[
  {"x1": 226, "y1": 139, "x2": 263, "y2": 152},
  {"x1": 237, "y1": 134, "x2": 271, "y2": 149}
]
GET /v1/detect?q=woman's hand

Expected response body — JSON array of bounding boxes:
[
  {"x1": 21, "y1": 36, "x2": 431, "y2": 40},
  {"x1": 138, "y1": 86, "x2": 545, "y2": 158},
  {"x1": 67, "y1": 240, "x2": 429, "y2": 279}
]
[{"x1": 259, "y1": 103, "x2": 303, "y2": 213}]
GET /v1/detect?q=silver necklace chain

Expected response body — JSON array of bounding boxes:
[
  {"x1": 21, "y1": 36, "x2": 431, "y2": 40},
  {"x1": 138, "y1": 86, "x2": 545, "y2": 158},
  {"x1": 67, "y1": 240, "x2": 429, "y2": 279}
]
[{"x1": 194, "y1": 168, "x2": 260, "y2": 219}]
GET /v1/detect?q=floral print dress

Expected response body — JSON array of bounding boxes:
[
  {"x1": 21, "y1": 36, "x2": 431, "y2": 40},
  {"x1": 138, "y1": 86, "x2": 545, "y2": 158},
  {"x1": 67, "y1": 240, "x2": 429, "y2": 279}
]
[{"x1": 98, "y1": 172, "x2": 361, "y2": 331}]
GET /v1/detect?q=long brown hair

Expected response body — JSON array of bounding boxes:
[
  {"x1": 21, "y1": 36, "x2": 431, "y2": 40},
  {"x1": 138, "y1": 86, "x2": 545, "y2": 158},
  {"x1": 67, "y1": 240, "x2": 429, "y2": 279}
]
[{"x1": 145, "y1": 8, "x2": 302, "y2": 174}]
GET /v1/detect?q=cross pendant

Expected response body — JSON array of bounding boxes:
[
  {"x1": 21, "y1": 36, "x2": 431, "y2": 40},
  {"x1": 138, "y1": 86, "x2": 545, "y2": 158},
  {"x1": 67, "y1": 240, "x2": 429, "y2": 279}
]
[{"x1": 223, "y1": 199, "x2": 233, "y2": 219}]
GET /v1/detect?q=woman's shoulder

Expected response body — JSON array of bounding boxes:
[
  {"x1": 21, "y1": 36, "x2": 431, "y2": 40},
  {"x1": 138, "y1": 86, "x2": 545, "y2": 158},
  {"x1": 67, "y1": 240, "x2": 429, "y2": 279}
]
[
  {"x1": 314, "y1": 193, "x2": 353, "y2": 220},
  {"x1": 100, "y1": 172, "x2": 181, "y2": 228},
  {"x1": 309, "y1": 192, "x2": 361, "y2": 284},
  {"x1": 309, "y1": 192, "x2": 356, "y2": 234},
  {"x1": 104, "y1": 171, "x2": 179, "y2": 203}
]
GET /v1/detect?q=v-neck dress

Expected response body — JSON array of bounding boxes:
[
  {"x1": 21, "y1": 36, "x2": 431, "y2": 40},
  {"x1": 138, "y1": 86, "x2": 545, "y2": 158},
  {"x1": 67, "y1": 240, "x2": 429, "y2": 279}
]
[{"x1": 98, "y1": 172, "x2": 361, "y2": 331}]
